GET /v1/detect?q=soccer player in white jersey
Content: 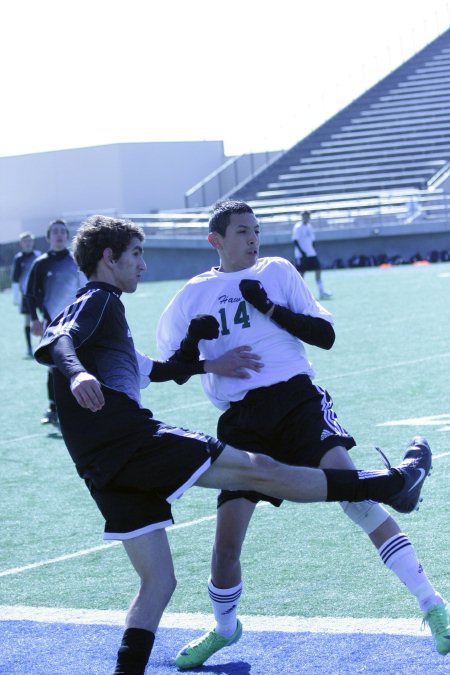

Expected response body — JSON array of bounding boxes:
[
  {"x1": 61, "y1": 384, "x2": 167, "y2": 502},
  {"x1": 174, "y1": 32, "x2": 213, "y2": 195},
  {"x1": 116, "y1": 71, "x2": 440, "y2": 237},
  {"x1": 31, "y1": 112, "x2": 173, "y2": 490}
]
[
  {"x1": 157, "y1": 200, "x2": 449, "y2": 668},
  {"x1": 292, "y1": 209, "x2": 331, "y2": 299}
]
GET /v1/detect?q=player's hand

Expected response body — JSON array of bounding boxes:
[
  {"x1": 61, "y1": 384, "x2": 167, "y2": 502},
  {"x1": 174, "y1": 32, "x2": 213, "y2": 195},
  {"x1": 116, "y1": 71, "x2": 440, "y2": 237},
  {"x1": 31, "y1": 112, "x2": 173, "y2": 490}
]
[
  {"x1": 31, "y1": 319, "x2": 44, "y2": 336},
  {"x1": 239, "y1": 279, "x2": 274, "y2": 315},
  {"x1": 204, "y1": 346, "x2": 263, "y2": 378},
  {"x1": 187, "y1": 315, "x2": 220, "y2": 341},
  {"x1": 70, "y1": 372, "x2": 105, "y2": 412}
]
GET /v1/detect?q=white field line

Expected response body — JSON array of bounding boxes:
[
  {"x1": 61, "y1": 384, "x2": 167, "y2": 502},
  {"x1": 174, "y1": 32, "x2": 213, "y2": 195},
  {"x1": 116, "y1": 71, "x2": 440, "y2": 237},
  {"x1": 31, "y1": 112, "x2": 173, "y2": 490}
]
[
  {"x1": 156, "y1": 400, "x2": 209, "y2": 414},
  {"x1": 0, "y1": 514, "x2": 217, "y2": 577},
  {"x1": 0, "y1": 605, "x2": 428, "y2": 637},
  {"x1": 0, "y1": 506, "x2": 268, "y2": 578},
  {"x1": 434, "y1": 451, "x2": 450, "y2": 459},
  {"x1": 0, "y1": 404, "x2": 210, "y2": 446},
  {"x1": 3, "y1": 352, "x2": 450, "y2": 446},
  {"x1": 1, "y1": 434, "x2": 447, "y2": 578},
  {"x1": 324, "y1": 351, "x2": 450, "y2": 381},
  {"x1": 0, "y1": 433, "x2": 43, "y2": 446}
]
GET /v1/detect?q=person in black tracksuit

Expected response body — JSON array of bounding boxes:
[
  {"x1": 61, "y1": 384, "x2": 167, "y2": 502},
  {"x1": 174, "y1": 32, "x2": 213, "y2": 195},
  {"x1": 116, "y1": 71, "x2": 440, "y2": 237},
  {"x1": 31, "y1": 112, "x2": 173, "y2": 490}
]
[
  {"x1": 26, "y1": 219, "x2": 86, "y2": 425},
  {"x1": 11, "y1": 232, "x2": 41, "y2": 356}
]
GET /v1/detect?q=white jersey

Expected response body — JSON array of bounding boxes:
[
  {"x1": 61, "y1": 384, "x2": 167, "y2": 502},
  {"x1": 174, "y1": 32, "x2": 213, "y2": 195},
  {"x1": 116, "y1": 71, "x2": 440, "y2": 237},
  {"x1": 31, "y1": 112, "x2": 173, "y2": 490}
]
[
  {"x1": 292, "y1": 222, "x2": 316, "y2": 259},
  {"x1": 157, "y1": 256, "x2": 333, "y2": 411}
]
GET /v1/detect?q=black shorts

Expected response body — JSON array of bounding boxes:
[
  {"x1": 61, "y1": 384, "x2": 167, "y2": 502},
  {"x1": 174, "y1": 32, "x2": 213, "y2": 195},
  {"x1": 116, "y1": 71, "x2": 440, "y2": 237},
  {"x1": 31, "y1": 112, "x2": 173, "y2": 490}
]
[
  {"x1": 297, "y1": 256, "x2": 321, "y2": 273},
  {"x1": 217, "y1": 374, "x2": 355, "y2": 508},
  {"x1": 86, "y1": 422, "x2": 225, "y2": 540}
]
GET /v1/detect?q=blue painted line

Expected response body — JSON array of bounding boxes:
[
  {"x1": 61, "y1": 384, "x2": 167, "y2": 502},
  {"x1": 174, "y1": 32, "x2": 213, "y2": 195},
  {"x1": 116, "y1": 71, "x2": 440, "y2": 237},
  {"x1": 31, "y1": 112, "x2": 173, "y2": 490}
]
[{"x1": 1, "y1": 621, "x2": 448, "y2": 674}]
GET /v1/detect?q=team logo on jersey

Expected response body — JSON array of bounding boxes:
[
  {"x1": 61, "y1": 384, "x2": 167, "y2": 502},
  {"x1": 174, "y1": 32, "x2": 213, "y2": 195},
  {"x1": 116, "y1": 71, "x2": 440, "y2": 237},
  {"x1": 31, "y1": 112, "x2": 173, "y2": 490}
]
[{"x1": 218, "y1": 294, "x2": 241, "y2": 305}]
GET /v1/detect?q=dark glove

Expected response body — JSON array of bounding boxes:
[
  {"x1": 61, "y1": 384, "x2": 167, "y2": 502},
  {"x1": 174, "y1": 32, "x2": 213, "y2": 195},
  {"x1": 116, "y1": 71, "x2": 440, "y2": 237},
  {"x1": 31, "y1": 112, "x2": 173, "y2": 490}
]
[
  {"x1": 187, "y1": 314, "x2": 220, "y2": 341},
  {"x1": 239, "y1": 279, "x2": 274, "y2": 314},
  {"x1": 174, "y1": 315, "x2": 220, "y2": 364}
]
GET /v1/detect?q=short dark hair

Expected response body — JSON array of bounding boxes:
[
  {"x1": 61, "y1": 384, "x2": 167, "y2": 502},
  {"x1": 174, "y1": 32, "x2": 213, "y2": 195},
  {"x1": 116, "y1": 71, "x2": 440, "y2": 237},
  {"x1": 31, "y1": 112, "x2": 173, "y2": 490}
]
[
  {"x1": 208, "y1": 200, "x2": 254, "y2": 236},
  {"x1": 46, "y1": 218, "x2": 70, "y2": 238},
  {"x1": 73, "y1": 215, "x2": 145, "y2": 278}
]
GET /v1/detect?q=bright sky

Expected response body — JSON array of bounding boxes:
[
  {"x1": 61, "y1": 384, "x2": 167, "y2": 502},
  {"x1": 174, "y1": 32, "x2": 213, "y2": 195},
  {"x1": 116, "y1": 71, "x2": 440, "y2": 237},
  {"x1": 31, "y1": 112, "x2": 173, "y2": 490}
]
[{"x1": 1, "y1": 0, "x2": 449, "y2": 158}]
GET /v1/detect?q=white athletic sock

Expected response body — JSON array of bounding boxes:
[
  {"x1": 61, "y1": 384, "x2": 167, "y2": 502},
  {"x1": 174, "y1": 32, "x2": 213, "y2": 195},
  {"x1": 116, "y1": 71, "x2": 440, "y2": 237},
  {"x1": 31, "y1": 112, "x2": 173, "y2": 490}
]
[
  {"x1": 378, "y1": 533, "x2": 443, "y2": 612},
  {"x1": 208, "y1": 577, "x2": 242, "y2": 637}
]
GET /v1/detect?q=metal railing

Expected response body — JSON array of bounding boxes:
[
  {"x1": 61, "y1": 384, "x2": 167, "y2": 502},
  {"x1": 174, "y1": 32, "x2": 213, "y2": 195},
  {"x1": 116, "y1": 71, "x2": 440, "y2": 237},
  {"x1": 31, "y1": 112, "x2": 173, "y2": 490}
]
[
  {"x1": 127, "y1": 188, "x2": 450, "y2": 239},
  {"x1": 184, "y1": 150, "x2": 283, "y2": 208}
]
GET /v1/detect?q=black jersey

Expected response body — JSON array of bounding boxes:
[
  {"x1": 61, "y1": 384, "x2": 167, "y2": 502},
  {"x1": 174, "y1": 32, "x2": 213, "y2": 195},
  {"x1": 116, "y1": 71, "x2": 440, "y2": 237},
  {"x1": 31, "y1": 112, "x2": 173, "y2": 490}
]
[
  {"x1": 35, "y1": 282, "x2": 157, "y2": 486},
  {"x1": 26, "y1": 248, "x2": 86, "y2": 322},
  {"x1": 11, "y1": 249, "x2": 41, "y2": 294},
  {"x1": 36, "y1": 282, "x2": 145, "y2": 404},
  {"x1": 35, "y1": 281, "x2": 210, "y2": 488}
]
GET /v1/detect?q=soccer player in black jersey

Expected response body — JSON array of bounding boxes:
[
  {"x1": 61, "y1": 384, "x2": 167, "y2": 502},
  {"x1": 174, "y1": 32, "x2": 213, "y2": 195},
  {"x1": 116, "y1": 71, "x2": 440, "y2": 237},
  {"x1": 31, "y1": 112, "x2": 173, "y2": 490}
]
[
  {"x1": 26, "y1": 219, "x2": 86, "y2": 425},
  {"x1": 11, "y1": 232, "x2": 41, "y2": 356},
  {"x1": 34, "y1": 214, "x2": 432, "y2": 674}
]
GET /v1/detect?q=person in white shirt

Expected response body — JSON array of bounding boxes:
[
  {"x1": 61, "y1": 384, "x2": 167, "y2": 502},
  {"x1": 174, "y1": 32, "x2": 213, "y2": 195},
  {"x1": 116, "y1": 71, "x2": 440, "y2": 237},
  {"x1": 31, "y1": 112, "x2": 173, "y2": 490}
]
[
  {"x1": 292, "y1": 210, "x2": 331, "y2": 299},
  {"x1": 157, "y1": 199, "x2": 448, "y2": 669}
]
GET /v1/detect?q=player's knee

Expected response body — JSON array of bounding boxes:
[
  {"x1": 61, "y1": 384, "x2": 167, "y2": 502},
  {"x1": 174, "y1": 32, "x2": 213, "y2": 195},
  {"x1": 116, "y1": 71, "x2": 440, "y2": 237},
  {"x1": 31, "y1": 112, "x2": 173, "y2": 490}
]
[
  {"x1": 141, "y1": 569, "x2": 177, "y2": 604},
  {"x1": 340, "y1": 500, "x2": 390, "y2": 534},
  {"x1": 251, "y1": 452, "x2": 278, "y2": 477},
  {"x1": 160, "y1": 573, "x2": 177, "y2": 605}
]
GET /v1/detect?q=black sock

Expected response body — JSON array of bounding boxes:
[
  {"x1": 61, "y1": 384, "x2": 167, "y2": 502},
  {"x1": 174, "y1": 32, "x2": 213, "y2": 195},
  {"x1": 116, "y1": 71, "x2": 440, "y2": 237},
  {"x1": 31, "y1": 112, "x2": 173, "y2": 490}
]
[
  {"x1": 324, "y1": 468, "x2": 404, "y2": 503},
  {"x1": 47, "y1": 368, "x2": 55, "y2": 402},
  {"x1": 114, "y1": 627, "x2": 155, "y2": 675},
  {"x1": 25, "y1": 326, "x2": 32, "y2": 351}
]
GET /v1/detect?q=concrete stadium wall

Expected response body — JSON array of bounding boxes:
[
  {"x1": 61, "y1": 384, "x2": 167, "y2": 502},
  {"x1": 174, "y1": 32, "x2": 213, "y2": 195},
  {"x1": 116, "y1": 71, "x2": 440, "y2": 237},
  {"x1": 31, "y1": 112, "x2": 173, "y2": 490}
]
[
  {"x1": 2, "y1": 221, "x2": 448, "y2": 288},
  {"x1": 141, "y1": 221, "x2": 450, "y2": 281}
]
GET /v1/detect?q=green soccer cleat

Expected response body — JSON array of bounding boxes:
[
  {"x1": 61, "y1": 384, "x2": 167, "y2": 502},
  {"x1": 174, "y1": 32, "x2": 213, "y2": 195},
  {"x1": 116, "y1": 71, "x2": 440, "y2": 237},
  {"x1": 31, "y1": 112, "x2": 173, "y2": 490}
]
[
  {"x1": 424, "y1": 602, "x2": 450, "y2": 655},
  {"x1": 175, "y1": 619, "x2": 243, "y2": 669}
]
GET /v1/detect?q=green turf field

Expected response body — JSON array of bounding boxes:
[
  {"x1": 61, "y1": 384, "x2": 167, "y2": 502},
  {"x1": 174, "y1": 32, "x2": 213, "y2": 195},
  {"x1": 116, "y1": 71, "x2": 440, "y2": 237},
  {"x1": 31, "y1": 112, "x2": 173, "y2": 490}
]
[{"x1": 1, "y1": 262, "x2": 449, "y2": 622}]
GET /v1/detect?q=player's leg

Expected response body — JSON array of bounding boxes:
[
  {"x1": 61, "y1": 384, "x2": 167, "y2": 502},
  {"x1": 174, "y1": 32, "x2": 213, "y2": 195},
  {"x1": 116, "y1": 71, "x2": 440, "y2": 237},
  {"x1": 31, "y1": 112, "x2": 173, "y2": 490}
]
[
  {"x1": 209, "y1": 498, "x2": 255, "y2": 631},
  {"x1": 211, "y1": 497, "x2": 256, "y2": 588},
  {"x1": 314, "y1": 260, "x2": 331, "y2": 299},
  {"x1": 195, "y1": 443, "x2": 428, "y2": 512},
  {"x1": 24, "y1": 312, "x2": 32, "y2": 356},
  {"x1": 114, "y1": 529, "x2": 176, "y2": 674},
  {"x1": 176, "y1": 498, "x2": 254, "y2": 668},
  {"x1": 321, "y1": 445, "x2": 449, "y2": 656},
  {"x1": 40, "y1": 367, "x2": 58, "y2": 425},
  {"x1": 195, "y1": 445, "x2": 327, "y2": 500}
]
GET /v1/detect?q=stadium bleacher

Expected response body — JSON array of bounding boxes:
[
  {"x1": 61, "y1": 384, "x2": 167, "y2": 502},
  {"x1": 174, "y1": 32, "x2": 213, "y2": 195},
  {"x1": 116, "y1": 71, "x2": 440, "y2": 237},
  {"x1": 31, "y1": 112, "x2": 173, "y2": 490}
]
[
  {"x1": 227, "y1": 27, "x2": 450, "y2": 228},
  {"x1": 131, "y1": 28, "x2": 450, "y2": 238},
  {"x1": 119, "y1": 28, "x2": 450, "y2": 278}
]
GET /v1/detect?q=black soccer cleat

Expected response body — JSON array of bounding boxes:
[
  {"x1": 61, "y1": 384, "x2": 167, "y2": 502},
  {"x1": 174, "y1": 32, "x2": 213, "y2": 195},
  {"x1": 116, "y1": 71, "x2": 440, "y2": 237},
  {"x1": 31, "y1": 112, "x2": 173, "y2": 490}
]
[
  {"x1": 376, "y1": 436, "x2": 432, "y2": 514},
  {"x1": 40, "y1": 408, "x2": 59, "y2": 426}
]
